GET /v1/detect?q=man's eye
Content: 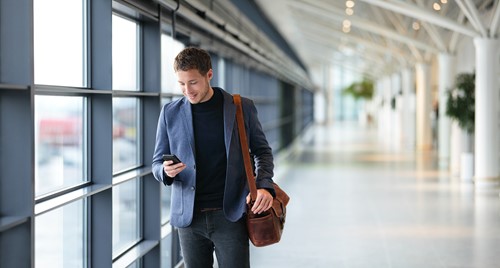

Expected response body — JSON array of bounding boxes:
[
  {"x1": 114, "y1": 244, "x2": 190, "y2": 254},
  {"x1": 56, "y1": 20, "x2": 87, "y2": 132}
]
[{"x1": 190, "y1": 81, "x2": 197, "y2": 85}]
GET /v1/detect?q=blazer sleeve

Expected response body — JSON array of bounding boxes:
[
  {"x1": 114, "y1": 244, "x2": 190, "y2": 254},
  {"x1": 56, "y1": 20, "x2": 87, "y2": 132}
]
[
  {"x1": 243, "y1": 98, "x2": 275, "y2": 194},
  {"x1": 152, "y1": 105, "x2": 174, "y2": 186}
]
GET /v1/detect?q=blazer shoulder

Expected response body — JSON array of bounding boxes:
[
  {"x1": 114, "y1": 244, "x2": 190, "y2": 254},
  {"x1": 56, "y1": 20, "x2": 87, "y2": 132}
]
[
  {"x1": 162, "y1": 98, "x2": 186, "y2": 113},
  {"x1": 240, "y1": 96, "x2": 254, "y2": 106},
  {"x1": 227, "y1": 91, "x2": 254, "y2": 107}
]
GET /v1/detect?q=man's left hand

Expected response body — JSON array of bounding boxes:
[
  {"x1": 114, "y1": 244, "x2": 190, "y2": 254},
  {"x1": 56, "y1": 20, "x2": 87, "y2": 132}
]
[{"x1": 246, "y1": 189, "x2": 273, "y2": 214}]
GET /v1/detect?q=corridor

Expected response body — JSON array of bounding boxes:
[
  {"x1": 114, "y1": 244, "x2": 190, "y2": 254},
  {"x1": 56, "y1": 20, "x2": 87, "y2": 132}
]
[{"x1": 251, "y1": 122, "x2": 500, "y2": 268}]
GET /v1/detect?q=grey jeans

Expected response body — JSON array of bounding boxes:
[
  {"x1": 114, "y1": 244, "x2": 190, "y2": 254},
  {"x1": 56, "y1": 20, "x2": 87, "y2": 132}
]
[{"x1": 178, "y1": 209, "x2": 250, "y2": 268}]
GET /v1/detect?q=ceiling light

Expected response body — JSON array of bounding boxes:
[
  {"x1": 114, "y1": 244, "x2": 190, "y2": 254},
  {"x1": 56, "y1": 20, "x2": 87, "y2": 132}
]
[
  {"x1": 440, "y1": 0, "x2": 447, "y2": 3},
  {"x1": 433, "y1": 3, "x2": 441, "y2": 11},
  {"x1": 346, "y1": 0, "x2": 355, "y2": 8},
  {"x1": 343, "y1": 26, "x2": 351, "y2": 33},
  {"x1": 346, "y1": 7, "x2": 354, "y2": 16},
  {"x1": 343, "y1": 19, "x2": 352, "y2": 28},
  {"x1": 412, "y1": 21, "x2": 420, "y2": 30}
]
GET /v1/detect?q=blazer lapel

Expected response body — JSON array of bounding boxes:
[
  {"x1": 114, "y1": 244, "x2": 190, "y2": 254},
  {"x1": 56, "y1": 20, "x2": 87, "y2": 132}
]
[
  {"x1": 181, "y1": 98, "x2": 196, "y2": 156},
  {"x1": 222, "y1": 91, "x2": 236, "y2": 156}
]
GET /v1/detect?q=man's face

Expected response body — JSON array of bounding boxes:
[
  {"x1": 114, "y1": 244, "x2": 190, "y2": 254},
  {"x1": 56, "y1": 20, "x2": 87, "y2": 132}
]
[{"x1": 176, "y1": 68, "x2": 213, "y2": 104}]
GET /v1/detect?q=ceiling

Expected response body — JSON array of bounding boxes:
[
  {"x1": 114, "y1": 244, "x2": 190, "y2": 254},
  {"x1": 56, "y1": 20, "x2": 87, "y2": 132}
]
[{"x1": 254, "y1": 0, "x2": 499, "y2": 82}]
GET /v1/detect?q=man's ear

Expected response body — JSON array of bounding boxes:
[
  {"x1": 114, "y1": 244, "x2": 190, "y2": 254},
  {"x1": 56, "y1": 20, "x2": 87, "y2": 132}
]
[{"x1": 207, "y1": 69, "x2": 213, "y2": 80}]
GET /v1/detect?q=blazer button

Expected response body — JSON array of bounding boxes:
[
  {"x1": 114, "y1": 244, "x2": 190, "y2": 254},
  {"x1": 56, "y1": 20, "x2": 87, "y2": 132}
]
[{"x1": 190, "y1": 186, "x2": 195, "y2": 191}]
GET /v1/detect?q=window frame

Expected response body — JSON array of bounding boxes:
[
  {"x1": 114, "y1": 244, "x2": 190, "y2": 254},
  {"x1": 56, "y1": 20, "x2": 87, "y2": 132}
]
[{"x1": 110, "y1": 7, "x2": 146, "y2": 262}]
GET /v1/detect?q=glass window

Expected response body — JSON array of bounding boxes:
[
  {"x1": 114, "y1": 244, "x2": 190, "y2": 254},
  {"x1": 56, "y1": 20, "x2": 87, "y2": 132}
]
[
  {"x1": 126, "y1": 260, "x2": 140, "y2": 268},
  {"x1": 113, "y1": 97, "x2": 140, "y2": 174},
  {"x1": 35, "y1": 199, "x2": 86, "y2": 267},
  {"x1": 35, "y1": 96, "x2": 86, "y2": 197},
  {"x1": 112, "y1": 14, "x2": 139, "y2": 91},
  {"x1": 161, "y1": 234, "x2": 173, "y2": 268},
  {"x1": 217, "y1": 57, "x2": 226, "y2": 89},
  {"x1": 34, "y1": 0, "x2": 86, "y2": 87},
  {"x1": 113, "y1": 178, "x2": 141, "y2": 256},
  {"x1": 161, "y1": 186, "x2": 171, "y2": 224},
  {"x1": 161, "y1": 35, "x2": 184, "y2": 93},
  {"x1": 160, "y1": 96, "x2": 181, "y2": 108}
]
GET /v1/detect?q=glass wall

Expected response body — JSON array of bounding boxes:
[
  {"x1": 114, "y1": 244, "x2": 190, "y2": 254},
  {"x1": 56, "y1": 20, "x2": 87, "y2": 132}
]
[
  {"x1": 112, "y1": 97, "x2": 140, "y2": 173},
  {"x1": 35, "y1": 199, "x2": 87, "y2": 268},
  {"x1": 111, "y1": 11, "x2": 144, "y2": 263},
  {"x1": 34, "y1": 0, "x2": 86, "y2": 87},
  {"x1": 112, "y1": 178, "x2": 141, "y2": 256},
  {"x1": 161, "y1": 35, "x2": 184, "y2": 94},
  {"x1": 112, "y1": 14, "x2": 140, "y2": 91},
  {"x1": 32, "y1": 0, "x2": 90, "y2": 265},
  {"x1": 34, "y1": 96, "x2": 87, "y2": 197}
]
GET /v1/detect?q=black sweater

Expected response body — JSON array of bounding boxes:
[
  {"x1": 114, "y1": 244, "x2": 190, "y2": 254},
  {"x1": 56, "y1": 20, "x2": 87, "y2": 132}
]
[{"x1": 191, "y1": 88, "x2": 226, "y2": 209}]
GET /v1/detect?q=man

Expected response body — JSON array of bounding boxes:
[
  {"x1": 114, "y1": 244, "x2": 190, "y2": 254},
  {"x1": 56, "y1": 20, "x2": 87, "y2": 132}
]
[{"x1": 152, "y1": 47, "x2": 275, "y2": 268}]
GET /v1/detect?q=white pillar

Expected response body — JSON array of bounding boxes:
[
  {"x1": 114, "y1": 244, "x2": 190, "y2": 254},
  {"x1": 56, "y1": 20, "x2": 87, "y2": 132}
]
[
  {"x1": 382, "y1": 76, "x2": 393, "y2": 147},
  {"x1": 449, "y1": 121, "x2": 462, "y2": 178},
  {"x1": 314, "y1": 91, "x2": 326, "y2": 124},
  {"x1": 415, "y1": 63, "x2": 432, "y2": 150},
  {"x1": 401, "y1": 68, "x2": 416, "y2": 150},
  {"x1": 391, "y1": 73, "x2": 402, "y2": 150},
  {"x1": 332, "y1": 65, "x2": 344, "y2": 123},
  {"x1": 474, "y1": 38, "x2": 500, "y2": 186},
  {"x1": 437, "y1": 54, "x2": 456, "y2": 168},
  {"x1": 324, "y1": 64, "x2": 334, "y2": 124}
]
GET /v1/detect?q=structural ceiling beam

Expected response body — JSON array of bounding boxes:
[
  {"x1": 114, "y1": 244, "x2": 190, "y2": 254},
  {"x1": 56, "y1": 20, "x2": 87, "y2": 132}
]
[
  {"x1": 358, "y1": 0, "x2": 480, "y2": 38},
  {"x1": 293, "y1": 1, "x2": 440, "y2": 54}
]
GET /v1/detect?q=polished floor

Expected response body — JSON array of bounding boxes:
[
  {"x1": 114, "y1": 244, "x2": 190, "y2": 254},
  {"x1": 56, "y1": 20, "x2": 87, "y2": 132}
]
[{"x1": 250, "y1": 122, "x2": 500, "y2": 268}]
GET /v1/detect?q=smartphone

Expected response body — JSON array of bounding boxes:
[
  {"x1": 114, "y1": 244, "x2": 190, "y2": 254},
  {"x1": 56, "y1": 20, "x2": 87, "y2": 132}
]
[{"x1": 162, "y1": 154, "x2": 182, "y2": 164}]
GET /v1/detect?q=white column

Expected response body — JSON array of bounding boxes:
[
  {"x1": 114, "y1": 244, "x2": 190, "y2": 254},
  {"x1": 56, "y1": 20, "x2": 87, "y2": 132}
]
[
  {"x1": 314, "y1": 91, "x2": 326, "y2": 124},
  {"x1": 437, "y1": 54, "x2": 456, "y2": 168},
  {"x1": 375, "y1": 79, "x2": 385, "y2": 140},
  {"x1": 391, "y1": 73, "x2": 402, "y2": 150},
  {"x1": 415, "y1": 63, "x2": 432, "y2": 150},
  {"x1": 332, "y1": 65, "x2": 346, "y2": 123},
  {"x1": 401, "y1": 68, "x2": 416, "y2": 150},
  {"x1": 382, "y1": 76, "x2": 393, "y2": 147},
  {"x1": 322, "y1": 64, "x2": 338, "y2": 124},
  {"x1": 449, "y1": 121, "x2": 462, "y2": 177},
  {"x1": 474, "y1": 38, "x2": 500, "y2": 186}
]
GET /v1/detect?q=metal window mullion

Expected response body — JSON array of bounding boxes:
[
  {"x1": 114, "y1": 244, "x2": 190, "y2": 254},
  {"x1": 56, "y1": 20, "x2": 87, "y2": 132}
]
[
  {"x1": 83, "y1": 0, "x2": 90, "y2": 88},
  {"x1": 136, "y1": 21, "x2": 142, "y2": 92},
  {"x1": 137, "y1": 97, "x2": 143, "y2": 169}
]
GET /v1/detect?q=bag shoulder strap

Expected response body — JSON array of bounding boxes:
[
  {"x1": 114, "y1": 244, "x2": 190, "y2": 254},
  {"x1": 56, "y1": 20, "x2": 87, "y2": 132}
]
[{"x1": 234, "y1": 94, "x2": 258, "y2": 202}]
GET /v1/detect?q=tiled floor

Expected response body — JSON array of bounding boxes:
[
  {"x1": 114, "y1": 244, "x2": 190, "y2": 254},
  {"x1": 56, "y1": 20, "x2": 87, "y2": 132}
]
[{"x1": 250, "y1": 122, "x2": 500, "y2": 268}]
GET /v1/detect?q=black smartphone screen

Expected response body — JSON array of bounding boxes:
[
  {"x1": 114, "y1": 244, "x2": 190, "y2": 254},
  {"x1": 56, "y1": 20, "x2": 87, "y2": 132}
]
[{"x1": 162, "y1": 154, "x2": 181, "y2": 164}]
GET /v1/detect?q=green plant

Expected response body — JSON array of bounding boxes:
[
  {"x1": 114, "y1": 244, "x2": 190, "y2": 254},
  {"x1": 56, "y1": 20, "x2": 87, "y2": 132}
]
[
  {"x1": 445, "y1": 72, "x2": 475, "y2": 133},
  {"x1": 342, "y1": 79, "x2": 374, "y2": 100}
]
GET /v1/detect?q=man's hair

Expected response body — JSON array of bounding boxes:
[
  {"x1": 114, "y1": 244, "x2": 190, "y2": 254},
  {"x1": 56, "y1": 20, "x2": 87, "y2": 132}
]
[{"x1": 173, "y1": 47, "x2": 212, "y2": 75}]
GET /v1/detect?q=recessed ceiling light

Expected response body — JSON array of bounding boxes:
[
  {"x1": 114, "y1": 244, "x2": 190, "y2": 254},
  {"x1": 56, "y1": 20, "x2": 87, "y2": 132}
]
[{"x1": 412, "y1": 21, "x2": 420, "y2": 30}]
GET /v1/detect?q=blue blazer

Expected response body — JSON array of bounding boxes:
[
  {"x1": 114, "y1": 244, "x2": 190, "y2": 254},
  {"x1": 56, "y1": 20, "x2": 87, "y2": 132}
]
[{"x1": 152, "y1": 88, "x2": 275, "y2": 228}]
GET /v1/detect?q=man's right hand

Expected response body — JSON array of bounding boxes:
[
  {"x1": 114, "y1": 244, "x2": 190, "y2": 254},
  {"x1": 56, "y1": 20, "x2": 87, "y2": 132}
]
[{"x1": 163, "y1": 160, "x2": 186, "y2": 177}]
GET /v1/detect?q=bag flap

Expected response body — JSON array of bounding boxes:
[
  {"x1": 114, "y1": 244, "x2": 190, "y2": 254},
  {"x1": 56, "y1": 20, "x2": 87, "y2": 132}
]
[{"x1": 273, "y1": 183, "x2": 290, "y2": 206}]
